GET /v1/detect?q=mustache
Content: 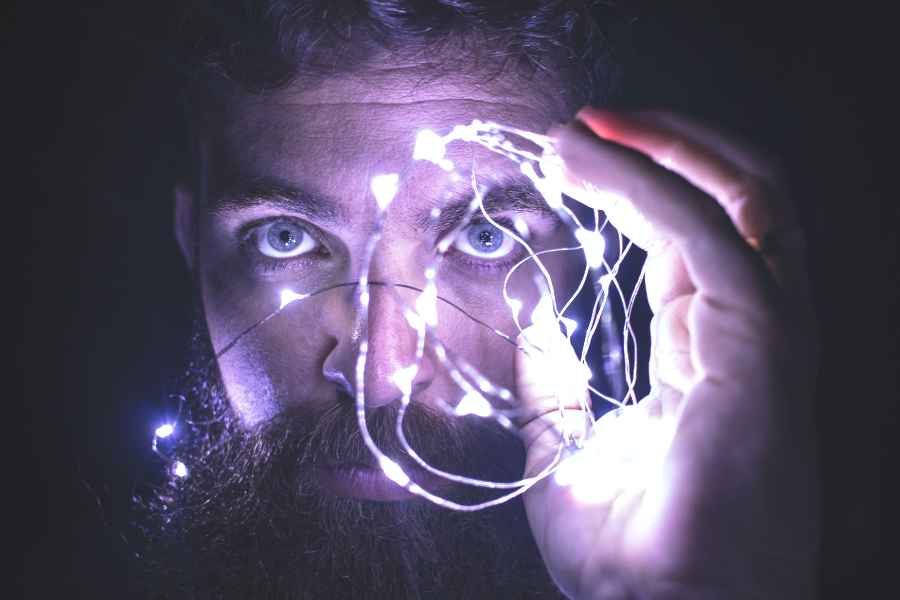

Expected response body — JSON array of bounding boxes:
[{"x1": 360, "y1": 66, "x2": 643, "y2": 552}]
[
  {"x1": 188, "y1": 395, "x2": 524, "y2": 505},
  {"x1": 258, "y1": 398, "x2": 520, "y2": 483}
]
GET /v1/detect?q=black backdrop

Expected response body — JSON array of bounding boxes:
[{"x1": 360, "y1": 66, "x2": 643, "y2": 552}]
[{"x1": 19, "y1": 1, "x2": 898, "y2": 597}]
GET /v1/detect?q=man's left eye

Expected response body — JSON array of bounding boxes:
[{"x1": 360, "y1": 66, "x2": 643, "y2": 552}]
[{"x1": 452, "y1": 222, "x2": 516, "y2": 259}]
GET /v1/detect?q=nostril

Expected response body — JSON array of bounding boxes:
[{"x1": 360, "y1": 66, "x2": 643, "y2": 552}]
[{"x1": 324, "y1": 369, "x2": 354, "y2": 396}]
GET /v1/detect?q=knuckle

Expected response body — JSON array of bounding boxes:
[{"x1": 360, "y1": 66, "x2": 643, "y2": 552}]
[
  {"x1": 720, "y1": 174, "x2": 787, "y2": 237},
  {"x1": 722, "y1": 173, "x2": 767, "y2": 207}
]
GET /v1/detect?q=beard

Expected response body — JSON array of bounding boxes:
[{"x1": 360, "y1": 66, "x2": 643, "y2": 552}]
[{"x1": 132, "y1": 319, "x2": 562, "y2": 599}]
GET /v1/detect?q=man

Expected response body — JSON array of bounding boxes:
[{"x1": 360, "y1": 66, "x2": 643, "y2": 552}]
[{"x1": 138, "y1": 1, "x2": 819, "y2": 598}]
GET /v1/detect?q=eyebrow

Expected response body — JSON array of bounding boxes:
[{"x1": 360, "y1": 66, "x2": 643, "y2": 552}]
[
  {"x1": 210, "y1": 175, "x2": 346, "y2": 223},
  {"x1": 416, "y1": 174, "x2": 559, "y2": 233}
]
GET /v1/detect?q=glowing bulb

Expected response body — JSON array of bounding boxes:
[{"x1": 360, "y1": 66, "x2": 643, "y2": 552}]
[
  {"x1": 521, "y1": 161, "x2": 562, "y2": 208},
  {"x1": 171, "y1": 461, "x2": 189, "y2": 479},
  {"x1": 279, "y1": 288, "x2": 309, "y2": 310},
  {"x1": 413, "y1": 129, "x2": 453, "y2": 171},
  {"x1": 530, "y1": 294, "x2": 557, "y2": 332},
  {"x1": 455, "y1": 391, "x2": 492, "y2": 417},
  {"x1": 597, "y1": 274, "x2": 613, "y2": 292},
  {"x1": 575, "y1": 228, "x2": 606, "y2": 269},
  {"x1": 379, "y1": 456, "x2": 410, "y2": 487},
  {"x1": 155, "y1": 423, "x2": 175, "y2": 439},
  {"x1": 391, "y1": 364, "x2": 419, "y2": 398},
  {"x1": 371, "y1": 173, "x2": 400, "y2": 211},
  {"x1": 414, "y1": 283, "x2": 438, "y2": 327},
  {"x1": 506, "y1": 297, "x2": 523, "y2": 322},
  {"x1": 512, "y1": 217, "x2": 530, "y2": 237}
]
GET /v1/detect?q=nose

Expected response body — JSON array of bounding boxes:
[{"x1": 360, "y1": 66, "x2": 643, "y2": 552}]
[{"x1": 322, "y1": 266, "x2": 436, "y2": 409}]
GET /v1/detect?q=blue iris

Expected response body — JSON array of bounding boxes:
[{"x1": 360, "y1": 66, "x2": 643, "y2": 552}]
[
  {"x1": 467, "y1": 223, "x2": 505, "y2": 254},
  {"x1": 267, "y1": 222, "x2": 304, "y2": 252}
]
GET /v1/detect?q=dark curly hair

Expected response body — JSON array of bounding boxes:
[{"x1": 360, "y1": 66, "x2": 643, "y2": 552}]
[{"x1": 179, "y1": 0, "x2": 629, "y2": 118}]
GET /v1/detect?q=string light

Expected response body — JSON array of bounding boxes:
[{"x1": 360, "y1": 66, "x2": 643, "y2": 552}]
[
  {"x1": 155, "y1": 423, "x2": 175, "y2": 439},
  {"x1": 152, "y1": 119, "x2": 656, "y2": 510}
]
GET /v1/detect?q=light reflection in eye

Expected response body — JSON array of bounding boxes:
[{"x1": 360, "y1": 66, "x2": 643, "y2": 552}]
[
  {"x1": 453, "y1": 221, "x2": 516, "y2": 259},
  {"x1": 256, "y1": 220, "x2": 318, "y2": 258}
]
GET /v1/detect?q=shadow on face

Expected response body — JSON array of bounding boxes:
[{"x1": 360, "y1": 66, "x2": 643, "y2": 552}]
[{"x1": 176, "y1": 61, "x2": 586, "y2": 499}]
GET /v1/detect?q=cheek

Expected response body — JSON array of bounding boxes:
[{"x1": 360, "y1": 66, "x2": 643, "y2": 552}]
[{"x1": 210, "y1": 303, "x2": 338, "y2": 425}]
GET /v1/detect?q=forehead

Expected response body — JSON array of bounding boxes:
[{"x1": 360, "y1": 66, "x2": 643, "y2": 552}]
[{"x1": 208, "y1": 67, "x2": 566, "y2": 203}]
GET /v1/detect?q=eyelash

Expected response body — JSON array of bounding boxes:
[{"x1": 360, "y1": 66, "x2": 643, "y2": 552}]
[
  {"x1": 445, "y1": 217, "x2": 527, "y2": 272},
  {"x1": 238, "y1": 215, "x2": 529, "y2": 274},
  {"x1": 239, "y1": 216, "x2": 328, "y2": 273}
]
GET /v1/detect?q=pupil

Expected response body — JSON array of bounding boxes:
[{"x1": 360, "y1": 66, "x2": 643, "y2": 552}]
[
  {"x1": 268, "y1": 224, "x2": 299, "y2": 251},
  {"x1": 468, "y1": 224, "x2": 503, "y2": 254}
]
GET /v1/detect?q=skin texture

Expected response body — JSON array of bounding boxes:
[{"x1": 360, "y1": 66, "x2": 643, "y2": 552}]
[
  {"x1": 176, "y1": 62, "x2": 819, "y2": 598},
  {"x1": 176, "y1": 67, "x2": 579, "y2": 451},
  {"x1": 518, "y1": 109, "x2": 819, "y2": 599}
]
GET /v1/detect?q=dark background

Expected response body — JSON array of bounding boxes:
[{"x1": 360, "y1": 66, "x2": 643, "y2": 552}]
[{"x1": 19, "y1": 1, "x2": 897, "y2": 597}]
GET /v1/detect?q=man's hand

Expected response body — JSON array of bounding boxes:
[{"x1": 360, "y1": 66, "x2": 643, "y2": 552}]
[{"x1": 516, "y1": 109, "x2": 819, "y2": 599}]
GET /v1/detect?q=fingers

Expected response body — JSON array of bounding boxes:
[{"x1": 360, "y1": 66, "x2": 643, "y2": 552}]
[
  {"x1": 621, "y1": 109, "x2": 785, "y2": 183},
  {"x1": 649, "y1": 294, "x2": 694, "y2": 395},
  {"x1": 572, "y1": 107, "x2": 814, "y2": 310},
  {"x1": 515, "y1": 324, "x2": 591, "y2": 458},
  {"x1": 550, "y1": 120, "x2": 776, "y2": 315},
  {"x1": 575, "y1": 107, "x2": 795, "y2": 241},
  {"x1": 644, "y1": 240, "x2": 693, "y2": 314}
]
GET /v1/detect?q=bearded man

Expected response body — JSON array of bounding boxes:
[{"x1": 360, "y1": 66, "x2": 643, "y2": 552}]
[{"x1": 135, "y1": 1, "x2": 819, "y2": 598}]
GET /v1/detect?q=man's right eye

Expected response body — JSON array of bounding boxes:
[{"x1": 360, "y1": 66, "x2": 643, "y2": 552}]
[{"x1": 254, "y1": 220, "x2": 319, "y2": 258}]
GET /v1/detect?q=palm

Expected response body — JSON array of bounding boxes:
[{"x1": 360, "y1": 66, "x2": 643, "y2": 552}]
[{"x1": 517, "y1": 110, "x2": 818, "y2": 600}]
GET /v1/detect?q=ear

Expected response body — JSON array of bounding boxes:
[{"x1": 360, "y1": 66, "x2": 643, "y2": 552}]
[{"x1": 174, "y1": 183, "x2": 196, "y2": 270}]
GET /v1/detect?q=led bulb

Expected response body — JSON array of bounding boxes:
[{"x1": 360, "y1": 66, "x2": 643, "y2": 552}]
[
  {"x1": 279, "y1": 288, "x2": 309, "y2": 310},
  {"x1": 171, "y1": 461, "x2": 189, "y2": 479},
  {"x1": 455, "y1": 391, "x2": 492, "y2": 417},
  {"x1": 413, "y1": 130, "x2": 454, "y2": 171},
  {"x1": 391, "y1": 364, "x2": 419, "y2": 398},
  {"x1": 371, "y1": 173, "x2": 400, "y2": 211},
  {"x1": 379, "y1": 456, "x2": 411, "y2": 487},
  {"x1": 575, "y1": 228, "x2": 606, "y2": 269}
]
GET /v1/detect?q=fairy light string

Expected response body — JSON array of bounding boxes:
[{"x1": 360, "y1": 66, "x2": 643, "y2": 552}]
[{"x1": 152, "y1": 119, "x2": 668, "y2": 508}]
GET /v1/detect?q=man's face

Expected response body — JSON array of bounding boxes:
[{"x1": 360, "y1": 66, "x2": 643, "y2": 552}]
[{"x1": 178, "y1": 63, "x2": 580, "y2": 501}]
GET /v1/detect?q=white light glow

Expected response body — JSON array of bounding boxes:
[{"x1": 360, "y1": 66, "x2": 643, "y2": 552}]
[
  {"x1": 555, "y1": 406, "x2": 674, "y2": 504},
  {"x1": 530, "y1": 294, "x2": 557, "y2": 333},
  {"x1": 379, "y1": 456, "x2": 411, "y2": 487},
  {"x1": 279, "y1": 288, "x2": 309, "y2": 310},
  {"x1": 414, "y1": 283, "x2": 438, "y2": 327},
  {"x1": 413, "y1": 129, "x2": 454, "y2": 171},
  {"x1": 560, "y1": 317, "x2": 578, "y2": 337},
  {"x1": 455, "y1": 391, "x2": 493, "y2": 417},
  {"x1": 158, "y1": 118, "x2": 652, "y2": 514},
  {"x1": 575, "y1": 228, "x2": 606, "y2": 269},
  {"x1": 371, "y1": 173, "x2": 400, "y2": 211},
  {"x1": 506, "y1": 297, "x2": 523, "y2": 322},
  {"x1": 171, "y1": 460, "x2": 189, "y2": 478},
  {"x1": 391, "y1": 364, "x2": 419, "y2": 398},
  {"x1": 521, "y1": 161, "x2": 563, "y2": 208},
  {"x1": 513, "y1": 217, "x2": 530, "y2": 237}
]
